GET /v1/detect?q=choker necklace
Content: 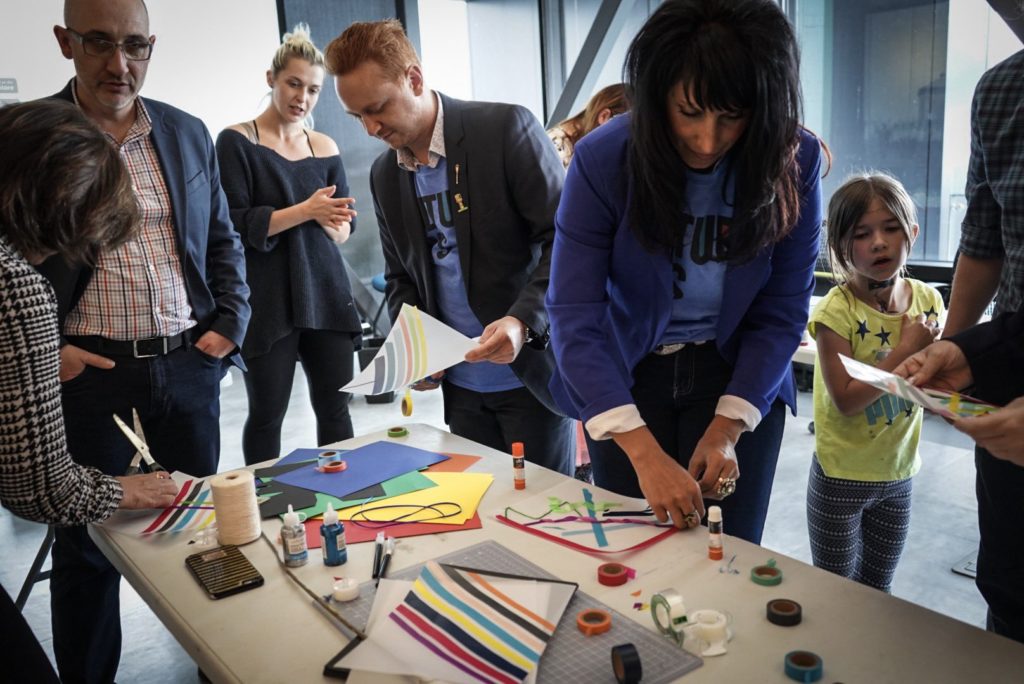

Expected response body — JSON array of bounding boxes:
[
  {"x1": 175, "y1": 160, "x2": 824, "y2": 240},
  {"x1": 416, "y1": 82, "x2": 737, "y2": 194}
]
[{"x1": 867, "y1": 277, "x2": 896, "y2": 291}]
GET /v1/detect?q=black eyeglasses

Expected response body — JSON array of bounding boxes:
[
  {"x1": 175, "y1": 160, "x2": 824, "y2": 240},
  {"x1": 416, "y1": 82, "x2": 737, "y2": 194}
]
[{"x1": 64, "y1": 27, "x2": 153, "y2": 61}]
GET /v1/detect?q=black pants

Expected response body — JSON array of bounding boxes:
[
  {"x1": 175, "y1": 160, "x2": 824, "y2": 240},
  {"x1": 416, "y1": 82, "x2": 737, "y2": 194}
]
[
  {"x1": 52, "y1": 344, "x2": 225, "y2": 684},
  {"x1": 976, "y1": 446, "x2": 1024, "y2": 644},
  {"x1": 444, "y1": 382, "x2": 575, "y2": 476},
  {"x1": 585, "y1": 344, "x2": 786, "y2": 545},
  {"x1": 242, "y1": 329, "x2": 356, "y2": 465},
  {"x1": 1, "y1": 583, "x2": 59, "y2": 683}
]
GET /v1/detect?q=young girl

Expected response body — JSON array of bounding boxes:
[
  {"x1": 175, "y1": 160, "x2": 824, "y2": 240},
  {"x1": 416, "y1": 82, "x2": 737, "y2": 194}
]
[{"x1": 807, "y1": 173, "x2": 944, "y2": 592}]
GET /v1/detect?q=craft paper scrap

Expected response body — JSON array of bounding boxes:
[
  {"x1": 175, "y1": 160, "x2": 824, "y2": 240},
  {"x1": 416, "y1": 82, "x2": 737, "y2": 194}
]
[
  {"x1": 285, "y1": 471, "x2": 437, "y2": 520},
  {"x1": 303, "y1": 512, "x2": 482, "y2": 548},
  {"x1": 98, "y1": 471, "x2": 217, "y2": 536},
  {"x1": 838, "y1": 354, "x2": 998, "y2": 419},
  {"x1": 336, "y1": 472, "x2": 494, "y2": 526},
  {"x1": 342, "y1": 304, "x2": 478, "y2": 395},
  {"x1": 338, "y1": 565, "x2": 573, "y2": 684},
  {"x1": 496, "y1": 480, "x2": 676, "y2": 556},
  {"x1": 273, "y1": 442, "x2": 449, "y2": 500}
]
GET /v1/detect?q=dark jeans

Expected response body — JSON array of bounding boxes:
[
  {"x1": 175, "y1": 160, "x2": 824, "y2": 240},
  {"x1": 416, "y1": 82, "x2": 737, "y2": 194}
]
[
  {"x1": 242, "y1": 329, "x2": 356, "y2": 465},
  {"x1": 976, "y1": 446, "x2": 1024, "y2": 644},
  {"x1": 52, "y1": 344, "x2": 225, "y2": 684},
  {"x1": 585, "y1": 344, "x2": 786, "y2": 544},
  {"x1": 444, "y1": 382, "x2": 575, "y2": 476}
]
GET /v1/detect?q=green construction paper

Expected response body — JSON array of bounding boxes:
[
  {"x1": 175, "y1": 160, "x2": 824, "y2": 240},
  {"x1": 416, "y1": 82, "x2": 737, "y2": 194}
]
[{"x1": 287, "y1": 470, "x2": 436, "y2": 520}]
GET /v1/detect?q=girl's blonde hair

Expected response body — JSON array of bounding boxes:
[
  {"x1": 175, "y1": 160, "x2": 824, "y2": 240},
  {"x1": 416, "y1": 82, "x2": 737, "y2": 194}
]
[
  {"x1": 826, "y1": 172, "x2": 917, "y2": 283},
  {"x1": 272, "y1": 23, "x2": 324, "y2": 77}
]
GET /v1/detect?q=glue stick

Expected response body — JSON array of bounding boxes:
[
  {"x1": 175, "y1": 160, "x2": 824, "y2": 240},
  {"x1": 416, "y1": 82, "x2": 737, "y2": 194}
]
[
  {"x1": 281, "y1": 504, "x2": 308, "y2": 567},
  {"x1": 511, "y1": 442, "x2": 526, "y2": 490},
  {"x1": 320, "y1": 503, "x2": 347, "y2": 567},
  {"x1": 708, "y1": 505, "x2": 723, "y2": 561}
]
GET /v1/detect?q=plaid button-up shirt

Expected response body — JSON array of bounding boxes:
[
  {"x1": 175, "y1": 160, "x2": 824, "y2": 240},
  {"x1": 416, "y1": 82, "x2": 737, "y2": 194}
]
[
  {"x1": 961, "y1": 49, "x2": 1024, "y2": 316},
  {"x1": 66, "y1": 85, "x2": 193, "y2": 340}
]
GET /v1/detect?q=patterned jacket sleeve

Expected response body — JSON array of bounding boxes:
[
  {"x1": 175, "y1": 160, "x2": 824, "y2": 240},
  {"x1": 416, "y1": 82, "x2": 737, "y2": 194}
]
[{"x1": 0, "y1": 255, "x2": 122, "y2": 525}]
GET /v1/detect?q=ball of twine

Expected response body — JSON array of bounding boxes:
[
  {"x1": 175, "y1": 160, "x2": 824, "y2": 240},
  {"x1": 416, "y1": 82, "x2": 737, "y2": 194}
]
[{"x1": 209, "y1": 470, "x2": 261, "y2": 545}]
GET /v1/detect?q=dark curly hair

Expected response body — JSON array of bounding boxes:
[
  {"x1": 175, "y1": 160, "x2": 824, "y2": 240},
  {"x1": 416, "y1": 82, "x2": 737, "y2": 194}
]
[
  {"x1": 625, "y1": 0, "x2": 805, "y2": 263},
  {"x1": 0, "y1": 100, "x2": 138, "y2": 264}
]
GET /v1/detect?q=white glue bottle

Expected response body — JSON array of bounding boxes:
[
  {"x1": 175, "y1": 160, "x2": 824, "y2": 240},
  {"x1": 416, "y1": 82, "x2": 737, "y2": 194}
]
[{"x1": 281, "y1": 504, "x2": 309, "y2": 567}]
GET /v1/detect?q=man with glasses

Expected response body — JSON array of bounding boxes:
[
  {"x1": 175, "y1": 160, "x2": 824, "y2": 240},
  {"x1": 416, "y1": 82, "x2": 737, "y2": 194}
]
[{"x1": 41, "y1": 1, "x2": 249, "y2": 681}]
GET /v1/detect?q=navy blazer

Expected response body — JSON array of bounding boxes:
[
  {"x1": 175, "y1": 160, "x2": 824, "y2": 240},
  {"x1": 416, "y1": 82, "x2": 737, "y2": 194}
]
[
  {"x1": 40, "y1": 81, "x2": 250, "y2": 367},
  {"x1": 547, "y1": 116, "x2": 823, "y2": 424},
  {"x1": 369, "y1": 93, "x2": 565, "y2": 414}
]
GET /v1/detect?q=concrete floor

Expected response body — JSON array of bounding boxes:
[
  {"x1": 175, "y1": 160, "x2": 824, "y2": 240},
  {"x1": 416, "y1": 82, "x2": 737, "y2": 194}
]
[{"x1": 0, "y1": 365, "x2": 987, "y2": 682}]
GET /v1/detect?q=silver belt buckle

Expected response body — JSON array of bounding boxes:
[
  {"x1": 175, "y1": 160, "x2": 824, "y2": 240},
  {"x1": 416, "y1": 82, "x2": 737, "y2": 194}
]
[
  {"x1": 132, "y1": 337, "x2": 167, "y2": 359},
  {"x1": 654, "y1": 342, "x2": 687, "y2": 356}
]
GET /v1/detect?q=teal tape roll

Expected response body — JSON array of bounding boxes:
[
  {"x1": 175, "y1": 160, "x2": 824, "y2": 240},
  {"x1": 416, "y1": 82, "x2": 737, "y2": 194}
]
[{"x1": 784, "y1": 650, "x2": 823, "y2": 682}]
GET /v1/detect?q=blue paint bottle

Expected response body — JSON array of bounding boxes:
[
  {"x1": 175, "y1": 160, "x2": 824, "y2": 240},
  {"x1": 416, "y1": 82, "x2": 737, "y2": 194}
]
[{"x1": 320, "y1": 503, "x2": 347, "y2": 566}]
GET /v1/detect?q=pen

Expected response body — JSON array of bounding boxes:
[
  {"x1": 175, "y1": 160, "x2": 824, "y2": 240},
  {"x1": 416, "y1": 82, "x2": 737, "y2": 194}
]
[
  {"x1": 376, "y1": 537, "x2": 395, "y2": 588},
  {"x1": 603, "y1": 508, "x2": 654, "y2": 517},
  {"x1": 371, "y1": 532, "x2": 385, "y2": 579}
]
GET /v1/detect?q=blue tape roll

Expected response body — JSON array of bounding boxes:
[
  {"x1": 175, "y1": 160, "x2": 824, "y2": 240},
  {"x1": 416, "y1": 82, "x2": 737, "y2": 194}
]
[
  {"x1": 317, "y1": 451, "x2": 343, "y2": 469},
  {"x1": 784, "y1": 650, "x2": 823, "y2": 682}
]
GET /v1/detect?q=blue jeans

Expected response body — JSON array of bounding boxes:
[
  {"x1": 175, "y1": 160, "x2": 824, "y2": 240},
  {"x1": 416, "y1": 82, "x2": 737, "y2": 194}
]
[
  {"x1": 586, "y1": 344, "x2": 786, "y2": 544},
  {"x1": 51, "y1": 344, "x2": 225, "y2": 684}
]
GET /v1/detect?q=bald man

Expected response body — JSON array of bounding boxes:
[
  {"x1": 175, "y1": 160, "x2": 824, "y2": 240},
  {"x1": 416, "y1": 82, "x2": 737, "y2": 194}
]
[{"x1": 43, "y1": 1, "x2": 249, "y2": 681}]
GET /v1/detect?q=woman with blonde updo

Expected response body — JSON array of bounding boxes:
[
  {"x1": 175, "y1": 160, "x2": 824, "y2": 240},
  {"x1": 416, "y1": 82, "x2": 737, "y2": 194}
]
[
  {"x1": 547, "y1": 83, "x2": 629, "y2": 168},
  {"x1": 216, "y1": 24, "x2": 361, "y2": 464}
]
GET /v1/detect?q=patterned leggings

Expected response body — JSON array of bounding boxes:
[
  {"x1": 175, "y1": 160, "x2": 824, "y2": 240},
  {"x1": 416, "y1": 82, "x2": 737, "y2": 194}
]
[{"x1": 806, "y1": 457, "x2": 913, "y2": 592}]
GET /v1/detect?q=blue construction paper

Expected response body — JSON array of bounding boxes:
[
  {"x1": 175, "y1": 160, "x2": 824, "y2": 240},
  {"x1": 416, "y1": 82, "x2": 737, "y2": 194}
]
[{"x1": 273, "y1": 442, "x2": 449, "y2": 500}]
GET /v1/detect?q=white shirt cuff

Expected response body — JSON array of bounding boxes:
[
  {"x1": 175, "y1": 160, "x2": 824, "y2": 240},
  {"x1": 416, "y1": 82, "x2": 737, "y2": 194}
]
[
  {"x1": 585, "y1": 405, "x2": 646, "y2": 441},
  {"x1": 716, "y1": 395, "x2": 761, "y2": 432}
]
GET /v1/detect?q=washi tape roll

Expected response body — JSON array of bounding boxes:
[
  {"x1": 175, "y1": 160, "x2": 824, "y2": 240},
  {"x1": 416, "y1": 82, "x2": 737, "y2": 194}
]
[
  {"x1": 751, "y1": 559, "x2": 783, "y2": 586},
  {"x1": 610, "y1": 643, "x2": 642, "y2": 684},
  {"x1": 598, "y1": 562, "x2": 629, "y2": 586},
  {"x1": 401, "y1": 389, "x2": 413, "y2": 417},
  {"x1": 650, "y1": 589, "x2": 687, "y2": 642},
  {"x1": 577, "y1": 609, "x2": 612, "y2": 636},
  {"x1": 317, "y1": 451, "x2": 343, "y2": 469},
  {"x1": 387, "y1": 426, "x2": 409, "y2": 438},
  {"x1": 767, "y1": 599, "x2": 803, "y2": 626},
  {"x1": 332, "y1": 577, "x2": 359, "y2": 602},
  {"x1": 322, "y1": 460, "x2": 347, "y2": 474},
  {"x1": 784, "y1": 650, "x2": 823, "y2": 682}
]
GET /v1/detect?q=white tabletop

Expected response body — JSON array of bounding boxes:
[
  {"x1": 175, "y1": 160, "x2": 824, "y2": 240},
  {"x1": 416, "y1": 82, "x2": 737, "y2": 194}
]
[{"x1": 90, "y1": 424, "x2": 1024, "y2": 683}]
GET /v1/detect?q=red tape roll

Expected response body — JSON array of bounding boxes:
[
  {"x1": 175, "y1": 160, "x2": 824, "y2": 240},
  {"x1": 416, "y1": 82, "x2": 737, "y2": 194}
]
[
  {"x1": 321, "y1": 460, "x2": 347, "y2": 473},
  {"x1": 598, "y1": 562, "x2": 629, "y2": 586}
]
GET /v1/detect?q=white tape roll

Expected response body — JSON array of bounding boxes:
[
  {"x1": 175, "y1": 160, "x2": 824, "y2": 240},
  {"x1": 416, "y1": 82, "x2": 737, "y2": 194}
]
[
  {"x1": 650, "y1": 589, "x2": 688, "y2": 643},
  {"x1": 332, "y1": 578, "x2": 360, "y2": 602},
  {"x1": 685, "y1": 608, "x2": 731, "y2": 657},
  {"x1": 209, "y1": 470, "x2": 261, "y2": 545}
]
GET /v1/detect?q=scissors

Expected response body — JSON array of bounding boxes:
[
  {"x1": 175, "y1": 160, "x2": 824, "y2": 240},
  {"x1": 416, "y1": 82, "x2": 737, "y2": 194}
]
[{"x1": 113, "y1": 413, "x2": 167, "y2": 475}]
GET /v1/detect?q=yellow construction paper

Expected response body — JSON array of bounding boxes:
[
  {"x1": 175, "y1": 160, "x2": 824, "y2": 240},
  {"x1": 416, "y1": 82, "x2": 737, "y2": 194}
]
[{"x1": 335, "y1": 472, "x2": 494, "y2": 525}]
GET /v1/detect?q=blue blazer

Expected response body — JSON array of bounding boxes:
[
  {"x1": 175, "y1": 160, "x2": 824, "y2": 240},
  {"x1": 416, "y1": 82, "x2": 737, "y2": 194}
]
[
  {"x1": 40, "y1": 81, "x2": 251, "y2": 367},
  {"x1": 546, "y1": 116, "x2": 822, "y2": 424}
]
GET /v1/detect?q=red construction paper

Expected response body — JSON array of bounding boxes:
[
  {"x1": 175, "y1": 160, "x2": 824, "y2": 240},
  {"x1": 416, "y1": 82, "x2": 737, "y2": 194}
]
[
  {"x1": 424, "y1": 452, "x2": 482, "y2": 473},
  {"x1": 304, "y1": 513, "x2": 482, "y2": 549}
]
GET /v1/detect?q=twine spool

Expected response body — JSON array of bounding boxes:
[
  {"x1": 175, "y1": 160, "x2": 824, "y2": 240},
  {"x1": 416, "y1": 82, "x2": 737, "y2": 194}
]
[{"x1": 210, "y1": 470, "x2": 261, "y2": 545}]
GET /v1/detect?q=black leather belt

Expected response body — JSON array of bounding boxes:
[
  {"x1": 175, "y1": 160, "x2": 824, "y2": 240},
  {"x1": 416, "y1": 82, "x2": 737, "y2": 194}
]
[{"x1": 65, "y1": 332, "x2": 189, "y2": 359}]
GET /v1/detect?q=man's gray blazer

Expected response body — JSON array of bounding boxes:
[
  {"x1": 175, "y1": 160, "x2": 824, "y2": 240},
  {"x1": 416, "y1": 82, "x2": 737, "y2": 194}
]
[{"x1": 369, "y1": 92, "x2": 564, "y2": 414}]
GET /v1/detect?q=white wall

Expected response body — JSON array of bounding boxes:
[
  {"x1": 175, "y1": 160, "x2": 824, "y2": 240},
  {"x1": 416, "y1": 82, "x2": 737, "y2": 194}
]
[{"x1": 0, "y1": 0, "x2": 280, "y2": 135}]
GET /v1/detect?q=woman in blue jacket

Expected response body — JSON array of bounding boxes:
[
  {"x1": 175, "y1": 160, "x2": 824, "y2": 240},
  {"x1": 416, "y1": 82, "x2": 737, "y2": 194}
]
[{"x1": 547, "y1": 0, "x2": 824, "y2": 543}]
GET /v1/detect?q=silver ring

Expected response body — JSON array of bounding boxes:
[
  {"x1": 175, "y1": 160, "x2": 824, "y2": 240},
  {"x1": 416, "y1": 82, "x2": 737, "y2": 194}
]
[{"x1": 715, "y1": 476, "x2": 737, "y2": 499}]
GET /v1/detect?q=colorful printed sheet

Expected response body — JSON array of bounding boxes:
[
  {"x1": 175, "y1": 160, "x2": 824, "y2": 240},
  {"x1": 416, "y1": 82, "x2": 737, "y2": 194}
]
[
  {"x1": 97, "y1": 471, "x2": 217, "y2": 536},
  {"x1": 495, "y1": 480, "x2": 677, "y2": 556},
  {"x1": 343, "y1": 304, "x2": 479, "y2": 395},
  {"x1": 839, "y1": 354, "x2": 999, "y2": 419},
  {"x1": 338, "y1": 563, "x2": 575, "y2": 684}
]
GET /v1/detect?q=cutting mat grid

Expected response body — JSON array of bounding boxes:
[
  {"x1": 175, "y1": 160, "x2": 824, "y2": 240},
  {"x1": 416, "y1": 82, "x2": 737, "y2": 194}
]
[{"x1": 331, "y1": 540, "x2": 702, "y2": 683}]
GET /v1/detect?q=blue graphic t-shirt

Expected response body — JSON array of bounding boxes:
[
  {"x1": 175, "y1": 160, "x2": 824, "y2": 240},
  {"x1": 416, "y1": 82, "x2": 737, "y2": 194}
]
[
  {"x1": 414, "y1": 158, "x2": 522, "y2": 393},
  {"x1": 660, "y1": 161, "x2": 733, "y2": 345}
]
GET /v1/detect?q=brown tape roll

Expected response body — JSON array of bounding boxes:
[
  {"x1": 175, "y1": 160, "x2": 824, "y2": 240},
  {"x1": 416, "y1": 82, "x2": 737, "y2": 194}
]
[{"x1": 767, "y1": 598, "x2": 802, "y2": 626}]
